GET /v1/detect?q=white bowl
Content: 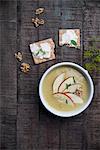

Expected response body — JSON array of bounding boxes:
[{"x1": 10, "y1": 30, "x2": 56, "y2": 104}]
[{"x1": 39, "y1": 62, "x2": 94, "y2": 117}]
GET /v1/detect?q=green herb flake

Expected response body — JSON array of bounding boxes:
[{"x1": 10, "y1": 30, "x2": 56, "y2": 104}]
[
  {"x1": 73, "y1": 76, "x2": 76, "y2": 83},
  {"x1": 71, "y1": 40, "x2": 77, "y2": 46},
  {"x1": 35, "y1": 51, "x2": 39, "y2": 56},
  {"x1": 39, "y1": 49, "x2": 44, "y2": 53},
  {"x1": 39, "y1": 49, "x2": 46, "y2": 55},
  {"x1": 66, "y1": 84, "x2": 71, "y2": 89},
  {"x1": 66, "y1": 84, "x2": 69, "y2": 89},
  {"x1": 42, "y1": 51, "x2": 46, "y2": 55},
  {"x1": 66, "y1": 100, "x2": 68, "y2": 104}
]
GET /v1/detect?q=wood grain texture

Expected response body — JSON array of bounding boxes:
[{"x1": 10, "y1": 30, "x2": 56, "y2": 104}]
[
  {"x1": 0, "y1": 1, "x2": 17, "y2": 150},
  {"x1": 0, "y1": 0, "x2": 100, "y2": 150}
]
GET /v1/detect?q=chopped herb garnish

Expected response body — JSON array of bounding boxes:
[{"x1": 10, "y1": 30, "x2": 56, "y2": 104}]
[
  {"x1": 35, "y1": 51, "x2": 39, "y2": 56},
  {"x1": 39, "y1": 49, "x2": 44, "y2": 53},
  {"x1": 66, "y1": 84, "x2": 69, "y2": 89},
  {"x1": 66, "y1": 84, "x2": 71, "y2": 89},
  {"x1": 66, "y1": 100, "x2": 68, "y2": 104},
  {"x1": 35, "y1": 49, "x2": 46, "y2": 56},
  {"x1": 39, "y1": 49, "x2": 46, "y2": 55},
  {"x1": 42, "y1": 51, "x2": 46, "y2": 55},
  {"x1": 71, "y1": 40, "x2": 77, "y2": 46},
  {"x1": 73, "y1": 76, "x2": 76, "y2": 83}
]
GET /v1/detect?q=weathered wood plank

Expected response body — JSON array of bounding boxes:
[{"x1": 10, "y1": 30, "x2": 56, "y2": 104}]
[
  {"x1": 17, "y1": 104, "x2": 39, "y2": 150},
  {"x1": 0, "y1": 0, "x2": 17, "y2": 150},
  {"x1": 0, "y1": 21, "x2": 17, "y2": 96},
  {"x1": 60, "y1": 118, "x2": 85, "y2": 150},
  {"x1": 38, "y1": 102, "x2": 60, "y2": 150},
  {"x1": 39, "y1": 0, "x2": 84, "y2": 9},
  {"x1": 0, "y1": 0, "x2": 17, "y2": 21},
  {"x1": 37, "y1": 1, "x2": 61, "y2": 149},
  {"x1": 16, "y1": 1, "x2": 39, "y2": 150}
]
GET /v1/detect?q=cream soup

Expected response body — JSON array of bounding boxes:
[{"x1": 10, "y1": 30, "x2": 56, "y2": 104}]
[{"x1": 42, "y1": 66, "x2": 89, "y2": 111}]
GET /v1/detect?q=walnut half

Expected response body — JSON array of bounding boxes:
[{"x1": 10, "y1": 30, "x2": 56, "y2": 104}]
[
  {"x1": 15, "y1": 52, "x2": 22, "y2": 61},
  {"x1": 35, "y1": 7, "x2": 44, "y2": 15},
  {"x1": 20, "y1": 63, "x2": 30, "y2": 73},
  {"x1": 38, "y1": 18, "x2": 44, "y2": 25},
  {"x1": 32, "y1": 17, "x2": 44, "y2": 27},
  {"x1": 32, "y1": 18, "x2": 39, "y2": 27}
]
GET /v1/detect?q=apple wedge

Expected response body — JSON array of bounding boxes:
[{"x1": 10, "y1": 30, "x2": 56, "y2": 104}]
[
  {"x1": 58, "y1": 76, "x2": 75, "y2": 92},
  {"x1": 66, "y1": 93, "x2": 83, "y2": 104},
  {"x1": 53, "y1": 92, "x2": 75, "y2": 106},
  {"x1": 64, "y1": 84, "x2": 81, "y2": 93},
  {"x1": 53, "y1": 73, "x2": 65, "y2": 93}
]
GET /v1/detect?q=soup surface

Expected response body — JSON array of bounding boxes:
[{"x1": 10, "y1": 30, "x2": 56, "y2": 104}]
[{"x1": 42, "y1": 66, "x2": 89, "y2": 111}]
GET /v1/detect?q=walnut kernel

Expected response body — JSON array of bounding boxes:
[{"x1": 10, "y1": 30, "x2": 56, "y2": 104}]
[
  {"x1": 15, "y1": 52, "x2": 22, "y2": 61},
  {"x1": 35, "y1": 7, "x2": 44, "y2": 15},
  {"x1": 20, "y1": 63, "x2": 30, "y2": 73}
]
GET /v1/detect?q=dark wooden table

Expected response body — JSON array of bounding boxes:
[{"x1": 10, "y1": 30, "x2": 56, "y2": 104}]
[{"x1": 0, "y1": 0, "x2": 100, "y2": 150}]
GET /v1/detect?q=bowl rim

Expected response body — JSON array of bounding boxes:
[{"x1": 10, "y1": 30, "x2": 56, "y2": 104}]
[{"x1": 39, "y1": 62, "x2": 94, "y2": 117}]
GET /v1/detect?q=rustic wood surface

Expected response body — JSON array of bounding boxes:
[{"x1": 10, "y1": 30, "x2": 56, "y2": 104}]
[{"x1": 0, "y1": 0, "x2": 100, "y2": 150}]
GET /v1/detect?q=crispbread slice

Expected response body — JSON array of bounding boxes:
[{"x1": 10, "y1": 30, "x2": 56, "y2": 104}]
[
  {"x1": 30, "y1": 38, "x2": 56, "y2": 64},
  {"x1": 59, "y1": 29, "x2": 80, "y2": 48}
]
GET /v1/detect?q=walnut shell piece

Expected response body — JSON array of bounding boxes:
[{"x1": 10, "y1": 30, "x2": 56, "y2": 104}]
[
  {"x1": 32, "y1": 17, "x2": 44, "y2": 27},
  {"x1": 32, "y1": 18, "x2": 39, "y2": 27},
  {"x1": 38, "y1": 18, "x2": 45, "y2": 25},
  {"x1": 20, "y1": 63, "x2": 30, "y2": 73},
  {"x1": 35, "y1": 7, "x2": 44, "y2": 15},
  {"x1": 15, "y1": 52, "x2": 22, "y2": 61}
]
